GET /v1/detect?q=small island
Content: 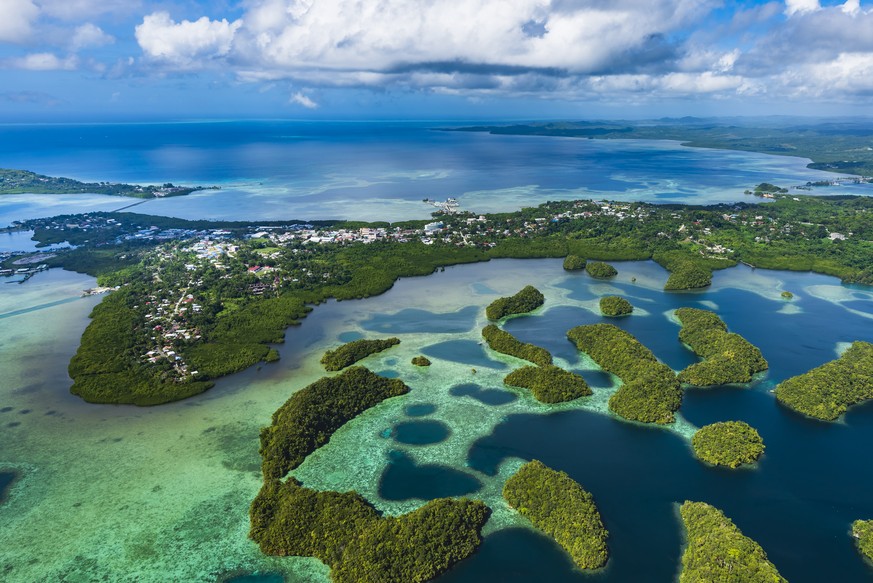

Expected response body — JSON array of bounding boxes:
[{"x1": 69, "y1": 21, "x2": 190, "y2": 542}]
[
  {"x1": 0, "y1": 168, "x2": 216, "y2": 198},
  {"x1": 599, "y1": 295, "x2": 633, "y2": 317},
  {"x1": 503, "y1": 365, "x2": 591, "y2": 404},
  {"x1": 563, "y1": 254, "x2": 586, "y2": 271},
  {"x1": 852, "y1": 519, "x2": 873, "y2": 562},
  {"x1": 781, "y1": 290, "x2": 794, "y2": 299},
  {"x1": 691, "y1": 421, "x2": 765, "y2": 468},
  {"x1": 567, "y1": 323, "x2": 682, "y2": 424},
  {"x1": 679, "y1": 501, "x2": 787, "y2": 583},
  {"x1": 675, "y1": 307, "x2": 768, "y2": 386},
  {"x1": 774, "y1": 341, "x2": 873, "y2": 421},
  {"x1": 586, "y1": 261, "x2": 618, "y2": 279},
  {"x1": 321, "y1": 337, "x2": 401, "y2": 371},
  {"x1": 412, "y1": 355, "x2": 432, "y2": 367},
  {"x1": 486, "y1": 285, "x2": 545, "y2": 320},
  {"x1": 482, "y1": 324, "x2": 552, "y2": 367},
  {"x1": 251, "y1": 479, "x2": 490, "y2": 583},
  {"x1": 259, "y1": 366, "x2": 409, "y2": 479},
  {"x1": 503, "y1": 460, "x2": 608, "y2": 570}
]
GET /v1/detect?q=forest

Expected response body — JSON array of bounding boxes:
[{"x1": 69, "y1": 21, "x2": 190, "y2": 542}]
[
  {"x1": 599, "y1": 295, "x2": 633, "y2": 317},
  {"x1": 481, "y1": 324, "x2": 552, "y2": 367},
  {"x1": 675, "y1": 308, "x2": 768, "y2": 386},
  {"x1": 503, "y1": 365, "x2": 591, "y2": 404},
  {"x1": 567, "y1": 324, "x2": 682, "y2": 424},
  {"x1": 320, "y1": 337, "x2": 401, "y2": 371},
  {"x1": 585, "y1": 261, "x2": 617, "y2": 279},
  {"x1": 502, "y1": 460, "x2": 608, "y2": 570},
  {"x1": 690, "y1": 421, "x2": 765, "y2": 468},
  {"x1": 852, "y1": 520, "x2": 873, "y2": 562},
  {"x1": 485, "y1": 285, "x2": 545, "y2": 320},
  {"x1": 258, "y1": 367, "x2": 409, "y2": 480},
  {"x1": 774, "y1": 341, "x2": 873, "y2": 421},
  {"x1": 679, "y1": 501, "x2": 787, "y2": 583}
]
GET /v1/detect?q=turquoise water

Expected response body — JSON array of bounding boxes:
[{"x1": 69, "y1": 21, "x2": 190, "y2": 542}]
[
  {"x1": 3, "y1": 258, "x2": 870, "y2": 581},
  {"x1": 2, "y1": 121, "x2": 872, "y2": 227}
]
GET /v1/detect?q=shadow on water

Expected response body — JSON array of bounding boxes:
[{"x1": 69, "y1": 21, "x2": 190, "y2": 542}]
[
  {"x1": 379, "y1": 451, "x2": 482, "y2": 501},
  {"x1": 0, "y1": 471, "x2": 18, "y2": 505},
  {"x1": 450, "y1": 383, "x2": 518, "y2": 406}
]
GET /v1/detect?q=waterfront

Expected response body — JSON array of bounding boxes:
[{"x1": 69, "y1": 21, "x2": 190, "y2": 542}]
[{"x1": 1, "y1": 259, "x2": 872, "y2": 581}]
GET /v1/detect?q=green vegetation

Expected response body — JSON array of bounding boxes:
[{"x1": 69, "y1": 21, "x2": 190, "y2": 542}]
[
  {"x1": 599, "y1": 296, "x2": 633, "y2": 317},
  {"x1": 691, "y1": 421, "x2": 765, "y2": 468},
  {"x1": 321, "y1": 337, "x2": 401, "y2": 371},
  {"x1": 250, "y1": 479, "x2": 489, "y2": 583},
  {"x1": 567, "y1": 324, "x2": 681, "y2": 424},
  {"x1": 755, "y1": 183, "x2": 789, "y2": 195},
  {"x1": 774, "y1": 341, "x2": 873, "y2": 421},
  {"x1": 679, "y1": 501, "x2": 787, "y2": 583},
  {"x1": 852, "y1": 520, "x2": 873, "y2": 562},
  {"x1": 259, "y1": 367, "x2": 409, "y2": 480},
  {"x1": 504, "y1": 365, "x2": 591, "y2": 404},
  {"x1": 675, "y1": 308, "x2": 768, "y2": 386},
  {"x1": 453, "y1": 120, "x2": 873, "y2": 176},
  {"x1": 503, "y1": 460, "x2": 608, "y2": 570},
  {"x1": 655, "y1": 250, "x2": 734, "y2": 291},
  {"x1": 0, "y1": 168, "x2": 213, "y2": 198},
  {"x1": 586, "y1": 261, "x2": 617, "y2": 279},
  {"x1": 412, "y1": 356, "x2": 432, "y2": 367},
  {"x1": 485, "y1": 285, "x2": 545, "y2": 320},
  {"x1": 781, "y1": 291, "x2": 794, "y2": 299},
  {"x1": 482, "y1": 324, "x2": 552, "y2": 367},
  {"x1": 563, "y1": 254, "x2": 587, "y2": 271}
]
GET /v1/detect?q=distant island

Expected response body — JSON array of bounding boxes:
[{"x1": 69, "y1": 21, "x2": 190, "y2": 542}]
[
  {"x1": 0, "y1": 168, "x2": 218, "y2": 198},
  {"x1": 447, "y1": 120, "x2": 873, "y2": 177}
]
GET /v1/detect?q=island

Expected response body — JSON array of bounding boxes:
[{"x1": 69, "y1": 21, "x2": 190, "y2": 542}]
[
  {"x1": 485, "y1": 285, "x2": 545, "y2": 320},
  {"x1": 482, "y1": 324, "x2": 552, "y2": 367},
  {"x1": 563, "y1": 254, "x2": 586, "y2": 271},
  {"x1": 678, "y1": 501, "x2": 787, "y2": 582},
  {"x1": 599, "y1": 295, "x2": 633, "y2": 317},
  {"x1": 675, "y1": 307, "x2": 768, "y2": 386},
  {"x1": 0, "y1": 168, "x2": 217, "y2": 198},
  {"x1": 6, "y1": 191, "x2": 871, "y2": 406},
  {"x1": 250, "y1": 479, "x2": 490, "y2": 583},
  {"x1": 321, "y1": 337, "x2": 401, "y2": 371},
  {"x1": 852, "y1": 520, "x2": 873, "y2": 562},
  {"x1": 412, "y1": 355, "x2": 432, "y2": 367},
  {"x1": 259, "y1": 366, "x2": 409, "y2": 480},
  {"x1": 567, "y1": 324, "x2": 682, "y2": 424},
  {"x1": 691, "y1": 421, "x2": 765, "y2": 468},
  {"x1": 503, "y1": 365, "x2": 591, "y2": 404},
  {"x1": 503, "y1": 460, "x2": 608, "y2": 570},
  {"x1": 774, "y1": 341, "x2": 873, "y2": 421},
  {"x1": 586, "y1": 261, "x2": 617, "y2": 279}
]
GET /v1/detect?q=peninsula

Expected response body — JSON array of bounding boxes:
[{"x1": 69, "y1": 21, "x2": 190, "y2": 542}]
[{"x1": 0, "y1": 168, "x2": 217, "y2": 198}]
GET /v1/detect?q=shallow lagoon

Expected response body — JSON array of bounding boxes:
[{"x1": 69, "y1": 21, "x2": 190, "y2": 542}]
[
  {"x1": 1, "y1": 259, "x2": 873, "y2": 582},
  {"x1": 2, "y1": 121, "x2": 873, "y2": 227}
]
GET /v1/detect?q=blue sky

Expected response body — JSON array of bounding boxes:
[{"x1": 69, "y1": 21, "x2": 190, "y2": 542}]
[{"x1": 1, "y1": 0, "x2": 872, "y2": 120}]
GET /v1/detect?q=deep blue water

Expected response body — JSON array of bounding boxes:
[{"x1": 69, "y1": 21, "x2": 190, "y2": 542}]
[{"x1": 2, "y1": 120, "x2": 872, "y2": 227}]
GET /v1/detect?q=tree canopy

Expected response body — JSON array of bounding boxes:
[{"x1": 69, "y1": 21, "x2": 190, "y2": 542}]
[{"x1": 691, "y1": 421, "x2": 765, "y2": 468}]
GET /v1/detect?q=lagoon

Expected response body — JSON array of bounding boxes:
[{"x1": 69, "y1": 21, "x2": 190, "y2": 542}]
[
  {"x1": 2, "y1": 120, "x2": 873, "y2": 228},
  {"x1": 1, "y1": 258, "x2": 872, "y2": 581}
]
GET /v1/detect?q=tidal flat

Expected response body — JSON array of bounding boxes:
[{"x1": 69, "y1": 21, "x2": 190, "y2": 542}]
[{"x1": 1, "y1": 259, "x2": 873, "y2": 582}]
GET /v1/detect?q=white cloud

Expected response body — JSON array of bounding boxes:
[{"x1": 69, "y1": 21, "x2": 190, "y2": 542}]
[
  {"x1": 0, "y1": 0, "x2": 39, "y2": 43},
  {"x1": 8, "y1": 52, "x2": 78, "y2": 70},
  {"x1": 135, "y1": 12, "x2": 242, "y2": 69},
  {"x1": 289, "y1": 91, "x2": 317, "y2": 108},
  {"x1": 38, "y1": 0, "x2": 137, "y2": 20},
  {"x1": 70, "y1": 23, "x2": 114, "y2": 50},
  {"x1": 841, "y1": 0, "x2": 861, "y2": 14},
  {"x1": 785, "y1": 0, "x2": 820, "y2": 16}
]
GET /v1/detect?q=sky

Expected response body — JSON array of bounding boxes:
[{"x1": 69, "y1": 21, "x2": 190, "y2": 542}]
[{"x1": 1, "y1": 0, "x2": 873, "y2": 121}]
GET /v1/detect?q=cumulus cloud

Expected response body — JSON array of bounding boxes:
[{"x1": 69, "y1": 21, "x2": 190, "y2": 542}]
[
  {"x1": 785, "y1": 0, "x2": 820, "y2": 16},
  {"x1": 0, "y1": 0, "x2": 39, "y2": 43},
  {"x1": 135, "y1": 12, "x2": 242, "y2": 69},
  {"x1": 290, "y1": 91, "x2": 317, "y2": 108},
  {"x1": 70, "y1": 23, "x2": 114, "y2": 50},
  {"x1": 7, "y1": 52, "x2": 78, "y2": 70}
]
